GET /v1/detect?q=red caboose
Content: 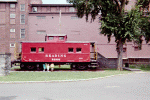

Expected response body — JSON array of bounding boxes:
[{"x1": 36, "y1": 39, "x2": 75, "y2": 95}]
[{"x1": 20, "y1": 34, "x2": 98, "y2": 70}]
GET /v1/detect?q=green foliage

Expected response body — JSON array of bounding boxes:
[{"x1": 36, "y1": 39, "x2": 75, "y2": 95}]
[
  {"x1": 136, "y1": 0, "x2": 150, "y2": 9},
  {"x1": 69, "y1": 0, "x2": 150, "y2": 70}
]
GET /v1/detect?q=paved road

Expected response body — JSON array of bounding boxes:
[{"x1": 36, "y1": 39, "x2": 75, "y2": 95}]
[{"x1": 0, "y1": 72, "x2": 150, "y2": 100}]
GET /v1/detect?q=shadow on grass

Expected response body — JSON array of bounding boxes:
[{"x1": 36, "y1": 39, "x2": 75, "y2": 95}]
[{"x1": 11, "y1": 65, "x2": 102, "y2": 72}]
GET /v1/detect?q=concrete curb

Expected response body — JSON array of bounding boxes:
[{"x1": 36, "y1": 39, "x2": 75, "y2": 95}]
[{"x1": 0, "y1": 71, "x2": 146, "y2": 84}]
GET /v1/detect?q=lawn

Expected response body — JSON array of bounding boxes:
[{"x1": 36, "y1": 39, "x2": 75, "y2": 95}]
[
  {"x1": 129, "y1": 64, "x2": 150, "y2": 72},
  {"x1": 0, "y1": 69, "x2": 132, "y2": 82}
]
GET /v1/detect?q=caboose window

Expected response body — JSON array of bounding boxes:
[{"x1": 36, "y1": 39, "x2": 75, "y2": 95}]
[
  {"x1": 68, "y1": 48, "x2": 73, "y2": 52},
  {"x1": 39, "y1": 47, "x2": 44, "y2": 52},
  {"x1": 76, "y1": 48, "x2": 82, "y2": 53},
  {"x1": 31, "y1": 47, "x2": 36, "y2": 52},
  {"x1": 48, "y1": 36, "x2": 54, "y2": 40},
  {"x1": 59, "y1": 37, "x2": 64, "y2": 40}
]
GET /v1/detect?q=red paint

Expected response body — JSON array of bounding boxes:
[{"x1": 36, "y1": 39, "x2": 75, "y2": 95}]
[{"x1": 21, "y1": 42, "x2": 91, "y2": 63}]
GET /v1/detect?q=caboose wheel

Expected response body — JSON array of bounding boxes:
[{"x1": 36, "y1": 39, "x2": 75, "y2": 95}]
[
  {"x1": 27, "y1": 64, "x2": 35, "y2": 70},
  {"x1": 71, "y1": 64, "x2": 76, "y2": 70},
  {"x1": 20, "y1": 63, "x2": 26, "y2": 70},
  {"x1": 77, "y1": 64, "x2": 87, "y2": 70}
]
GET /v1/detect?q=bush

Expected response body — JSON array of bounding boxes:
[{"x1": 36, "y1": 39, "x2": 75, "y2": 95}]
[{"x1": 129, "y1": 65, "x2": 136, "y2": 68}]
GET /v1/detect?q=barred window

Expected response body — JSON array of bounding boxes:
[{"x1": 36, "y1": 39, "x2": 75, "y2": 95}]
[
  {"x1": 20, "y1": 14, "x2": 25, "y2": 24},
  {"x1": 32, "y1": 7, "x2": 37, "y2": 12},
  {"x1": 37, "y1": 30, "x2": 46, "y2": 34},
  {"x1": 76, "y1": 48, "x2": 82, "y2": 53},
  {"x1": 10, "y1": 13, "x2": 15, "y2": 18},
  {"x1": 39, "y1": 47, "x2": 44, "y2": 52},
  {"x1": 10, "y1": 28, "x2": 15, "y2": 32},
  {"x1": 10, "y1": 43, "x2": 15, "y2": 47},
  {"x1": 59, "y1": 37, "x2": 64, "y2": 40},
  {"x1": 10, "y1": 4, "x2": 15, "y2": 9},
  {"x1": 20, "y1": 29, "x2": 25, "y2": 38},
  {"x1": 69, "y1": 7, "x2": 75, "y2": 12},
  {"x1": 20, "y1": 4, "x2": 25, "y2": 11},
  {"x1": 37, "y1": 16, "x2": 46, "y2": 19},
  {"x1": 31, "y1": 47, "x2": 36, "y2": 52},
  {"x1": 48, "y1": 36, "x2": 54, "y2": 40},
  {"x1": 68, "y1": 48, "x2": 74, "y2": 52}
]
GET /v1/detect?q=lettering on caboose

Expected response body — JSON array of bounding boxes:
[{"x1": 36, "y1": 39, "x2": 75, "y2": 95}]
[{"x1": 45, "y1": 54, "x2": 67, "y2": 58}]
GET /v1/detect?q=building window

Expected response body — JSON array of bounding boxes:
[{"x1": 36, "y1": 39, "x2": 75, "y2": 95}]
[
  {"x1": 69, "y1": 7, "x2": 75, "y2": 12},
  {"x1": 123, "y1": 48, "x2": 126, "y2": 52},
  {"x1": 20, "y1": 4, "x2": 25, "y2": 11},
  {"x1": 68, "y1": 48, "x2": 73, "y2": 52},
  {"x1": 32, "y1": 7, "x2": 37, "y2": 12},
  {"x1": 10, "y1": 13, "x2": 15, "y2": 18},
  {"x1": 76, "y1": 48, "x2": 82, "y2": 53},
  {"x1": 39, "y1": 47, "x2": 44, "y2": 52},
  {"x1": 10, "y1": 4, "x2": 15, "y2": 9},
  {"x1": 20, "y1": 29, "x2": 25, "y2": 38},
  {"x1": 59, "y1": 37, "x2": 64, "y2": 40},
  {"x1": 20, "y1": 14, "x2": 25, "y2": 24},
  {"x1": 10, "y1": 28, "x2": 15, "y2": 32},
  {"x1": 31, "y1": 47, "x2": 36, "y2": 52},
  {"x1": 10, "y1": 43, "x2": 15, "y2": 47},
  {"x1": 48, "y1": 36, "x2": 54, "y2": 40},
  {"x1": 37, "y1": 30, "x2": 46, "y2": 34},
  {"x1": 37, "y1": 16, "x2": 46, "y2": 19},
  {"x1": 71, "y1": 16, "x2": 80, "y2": 20}
]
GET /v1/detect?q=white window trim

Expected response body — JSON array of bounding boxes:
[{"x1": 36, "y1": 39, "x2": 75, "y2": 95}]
[
  {"x1": 10, "y1": 4, "x2": 15, "y2": 9},
  {"x1": 20, "y1": 4, "x2": 25, "y2": 11},
  {"x1": 10, "y1": 28, "x2": 15, "y2": 32},
  {"x1": 20, "y1": 29, "x2": 25, "y2": 38},
  {"x1": 20, "y1": 14, "x2": 25, "y2": 24},
  {"x1": 32, "y1": 7, "x2": 37, "y2": 12},
  {"x1": 10, "y1": 43, "x2": 15, "y2": 47},
  {"x1": 10, "y1": 13, "x2": 15, "y2": 18},
  {"x1": 69, "y1": 7, "x2": 75, "y2": 12}
]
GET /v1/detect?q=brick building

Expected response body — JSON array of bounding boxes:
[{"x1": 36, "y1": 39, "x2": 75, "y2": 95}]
[{"x1": 0, "y1": 0, "x2": 150, "y2": 68}]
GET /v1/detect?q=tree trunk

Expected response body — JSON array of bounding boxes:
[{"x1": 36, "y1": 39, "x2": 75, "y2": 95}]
[{"x1": 117, "y1": 40, "x2": 123, "y2": 71}]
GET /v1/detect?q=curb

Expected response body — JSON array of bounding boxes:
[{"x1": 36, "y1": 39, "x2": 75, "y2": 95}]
[{"x1": 0, "y1": 71, "x2": 146, "y2": 84}]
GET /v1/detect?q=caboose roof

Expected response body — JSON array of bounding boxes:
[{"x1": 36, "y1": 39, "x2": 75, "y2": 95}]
[
  {"x1": 46, "y1": 34, "x2": 67, "y2": 36},
  {"x1": 20, "y1": 41, "x2": 95, "y2": 43}
]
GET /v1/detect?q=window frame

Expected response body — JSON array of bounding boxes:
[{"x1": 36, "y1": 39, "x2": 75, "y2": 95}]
[
  {"x1": 10, "y1": 43, "x2": 15, "y2": 47},
  {"x1": 69, "y1": 7, "x2": 75, "y2": 12},
  {"x1": 76, "y1": 48, "x2": 82, "y2": 53},
  {"x1": 48, "y1": 36, "x2": 54, "y2": 40},
  {"x1": 20, "y1": 4, "x2": 25, "y2": 11},
  {"x1": 10, "y1": 28, "x2": 15, "y2": 32},
  {"x1": 36, "y1": 16, "x2": 46, "y2": 19},
  {"x1": 20, "y1": 29, "x2": 25, "y2": 38},
  {"x1": 10, "y1": 4, "x2": 15, "y2": 9},
  {"x1": 59, "y1": 36, "x2": 64, "y2": 40},
  {"x1": 20, "y1": 14, "x2": 25, "y2": 24},
  {"x1": 31, "y1": 47, "x2": 36, "y2": 53},
  {"x1": 38, "y1": 47, "x2": 44, "y2": 53},
  {"x1": 32, "y1": 7, "x2": 37, "y2": 12},
  {"x1": 68, "y1": 48, "x2": 74, "y2": 53},
  {"x1": 10, "y1": 13, "x2": 15, "y2": 18},
  {"x1": 37, "y1": 30, "x2": 46, "y2": 34}
]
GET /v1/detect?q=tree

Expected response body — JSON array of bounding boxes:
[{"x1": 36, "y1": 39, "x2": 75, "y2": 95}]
[
  {"x1": 137, "y1": 0, "x2": 150, "y2": 43},
  {"x1": 68, "y1": 0, "x2": 149, "y2": 70}
]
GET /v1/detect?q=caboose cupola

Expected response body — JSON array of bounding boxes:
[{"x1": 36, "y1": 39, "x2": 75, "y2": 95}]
[{"x1": 45, "y1": 34, "x2": 67, "y2": 42}]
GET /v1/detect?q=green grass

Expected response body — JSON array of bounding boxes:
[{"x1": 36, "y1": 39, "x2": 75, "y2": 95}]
[
  {"x1": 129, "y1": 64, "x2": 150, "y2": 71},
  {"x1": 0, "y1": 70, "x2": 132, "y2": 82}
]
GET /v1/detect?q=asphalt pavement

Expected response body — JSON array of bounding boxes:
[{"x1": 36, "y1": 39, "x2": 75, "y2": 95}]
[{"x1": 0, "y1": 72, "x2": 150, "y2": 100}]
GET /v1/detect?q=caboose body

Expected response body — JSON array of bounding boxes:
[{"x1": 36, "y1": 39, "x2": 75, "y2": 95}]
[{"x1": 16, "y1": 34, "x2": 98, "y2": 70}]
